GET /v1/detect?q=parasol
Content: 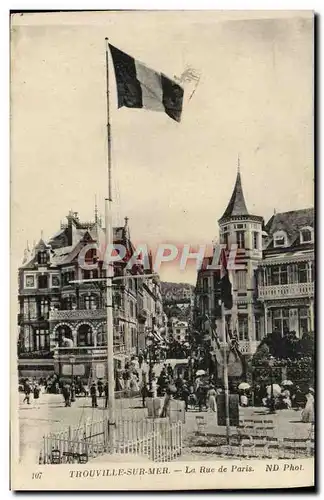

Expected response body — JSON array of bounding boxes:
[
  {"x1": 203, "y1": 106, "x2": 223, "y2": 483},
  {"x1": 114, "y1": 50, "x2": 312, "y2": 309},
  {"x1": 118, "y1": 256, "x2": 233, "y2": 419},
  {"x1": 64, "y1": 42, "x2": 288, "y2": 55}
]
[
  {"x1": 266, "y1": 384, "x2": 281, "y2": 396},
  {"x1": 281, "y1": 380, "x2": 294, "y2": 386},
  {"x1": 238, "y1": 382, "x2": 250, "y2": 390}
]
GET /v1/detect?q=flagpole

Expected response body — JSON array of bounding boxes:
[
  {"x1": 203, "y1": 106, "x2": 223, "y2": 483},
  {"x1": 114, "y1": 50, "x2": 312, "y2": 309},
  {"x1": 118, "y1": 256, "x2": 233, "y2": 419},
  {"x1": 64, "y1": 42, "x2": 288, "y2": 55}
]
[
  {"x1": 104, "y1": 37, "x2": 116, "y2": 452},
  {"x1": 221, "y1": 303, "x2": 230, "y2": 444}
]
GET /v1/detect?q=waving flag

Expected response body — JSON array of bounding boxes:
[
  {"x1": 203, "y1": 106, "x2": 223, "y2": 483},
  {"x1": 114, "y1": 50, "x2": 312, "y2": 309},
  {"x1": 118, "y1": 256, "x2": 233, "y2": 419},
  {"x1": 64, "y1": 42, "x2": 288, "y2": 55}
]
[{"x1": 109, "y1": 44, "x2": 184, "y2": 122}]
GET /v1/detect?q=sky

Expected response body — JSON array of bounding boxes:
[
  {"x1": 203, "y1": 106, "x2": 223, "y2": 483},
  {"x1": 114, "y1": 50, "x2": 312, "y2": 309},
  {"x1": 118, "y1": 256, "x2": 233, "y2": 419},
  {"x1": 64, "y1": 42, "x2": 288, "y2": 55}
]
[{"x1": 11, "y1": 11, "x2": 314, "y2": 285}]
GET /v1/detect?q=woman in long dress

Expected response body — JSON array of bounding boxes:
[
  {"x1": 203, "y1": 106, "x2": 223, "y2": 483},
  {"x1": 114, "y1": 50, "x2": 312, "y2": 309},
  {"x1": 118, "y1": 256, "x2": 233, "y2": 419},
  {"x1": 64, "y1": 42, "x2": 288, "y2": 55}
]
[
  {"x1": 207, "y1": 386, "x2": 217, "y2": 412},
  {"x1": 301, "y1": 389, "x2": 314, "y2": 423},
  {"x1": 129, "y1": 372, "x2": 139, "y2": 392}
]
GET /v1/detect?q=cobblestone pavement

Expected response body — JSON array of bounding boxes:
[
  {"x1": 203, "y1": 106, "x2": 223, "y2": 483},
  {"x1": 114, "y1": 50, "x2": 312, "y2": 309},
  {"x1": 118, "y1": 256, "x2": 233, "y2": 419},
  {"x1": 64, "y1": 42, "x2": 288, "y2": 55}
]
[{"x1": 18, "y1": 391, "x2": 314, "y2": 464}]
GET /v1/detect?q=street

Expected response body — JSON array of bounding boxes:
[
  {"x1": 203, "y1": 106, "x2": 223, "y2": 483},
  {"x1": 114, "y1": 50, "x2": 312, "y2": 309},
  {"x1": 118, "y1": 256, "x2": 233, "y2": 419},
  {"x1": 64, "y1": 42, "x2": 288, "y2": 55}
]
[{"x1": 18, "y1": 391, "x2": 313, "y2": 464}]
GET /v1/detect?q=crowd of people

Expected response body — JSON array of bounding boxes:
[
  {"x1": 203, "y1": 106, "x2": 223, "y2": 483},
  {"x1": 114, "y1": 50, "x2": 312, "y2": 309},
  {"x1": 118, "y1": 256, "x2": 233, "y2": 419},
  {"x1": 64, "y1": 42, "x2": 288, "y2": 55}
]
[{"x1": 19, "y1": 348, "x2": 314, "y2": 425}]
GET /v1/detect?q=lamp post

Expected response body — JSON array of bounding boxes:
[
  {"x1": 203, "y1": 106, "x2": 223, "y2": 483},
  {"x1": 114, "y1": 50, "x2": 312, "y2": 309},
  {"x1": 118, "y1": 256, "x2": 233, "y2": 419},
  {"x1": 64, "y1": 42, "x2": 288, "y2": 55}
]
[
  {"x1": 69, "y1": 355, "x2": 76, "y2": 402},
  {"x1": 147, "y1": 330, "x2": 158, "y2": 393},
  {"x1": 146, "y1": 332, "x2": 154, "y2": 395},
  {"x1": 268, "y1": 355, "x2": 276, "y2": 414}
]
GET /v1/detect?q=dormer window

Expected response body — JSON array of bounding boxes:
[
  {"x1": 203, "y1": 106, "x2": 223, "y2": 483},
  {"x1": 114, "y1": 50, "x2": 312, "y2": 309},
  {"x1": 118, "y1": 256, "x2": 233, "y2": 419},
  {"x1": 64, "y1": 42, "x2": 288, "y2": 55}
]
[
  {"x1": 273, "y1": 231, "x2": 288, "y2": 248},
  {"x1": 37, "y1": 251, "x2": 48, "y2": 265},
  {"x1": 300, "y1": 227, "x2": 314, "y2": 244}
]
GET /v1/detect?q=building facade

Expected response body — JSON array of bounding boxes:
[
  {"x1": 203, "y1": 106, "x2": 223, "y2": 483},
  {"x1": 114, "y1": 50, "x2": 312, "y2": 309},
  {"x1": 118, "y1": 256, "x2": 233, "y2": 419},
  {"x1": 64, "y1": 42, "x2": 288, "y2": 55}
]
[
  {"x1": 257, "y1": 208, "x2": 314, "y2": 338},
  {"x1": 168, "y1": 319, "x2": 188, "y2": 343},
  {"x1": 17, "y1": 211, "x2": 165, "y2": 379},
  {"x1": 194, "y1": 168, "x2": 314, "y2": 358}
]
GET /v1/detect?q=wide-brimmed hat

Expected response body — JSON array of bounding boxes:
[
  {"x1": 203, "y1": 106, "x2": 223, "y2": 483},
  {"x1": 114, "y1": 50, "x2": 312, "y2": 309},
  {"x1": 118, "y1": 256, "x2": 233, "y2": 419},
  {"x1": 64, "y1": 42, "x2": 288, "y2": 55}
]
[{"x1": 309, "y1": 387, "x2": 315, "y2": 393}]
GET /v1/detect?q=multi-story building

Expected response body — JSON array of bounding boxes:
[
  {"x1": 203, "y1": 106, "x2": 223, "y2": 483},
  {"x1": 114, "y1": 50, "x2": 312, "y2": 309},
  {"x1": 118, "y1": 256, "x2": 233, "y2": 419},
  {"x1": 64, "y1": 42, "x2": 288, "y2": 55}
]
[
  {"x1": 194, "y1": 168, "x2": 314, "y2": 359},
  {"x1": 257, "y1": 208, "x2": 314, "y2": 338},
  {"x1": 168, "y1": 318, "x2": 188, "y2": 343},
  {"x1": 17, "y1": 210, "x2": 165, "y2": 379}
]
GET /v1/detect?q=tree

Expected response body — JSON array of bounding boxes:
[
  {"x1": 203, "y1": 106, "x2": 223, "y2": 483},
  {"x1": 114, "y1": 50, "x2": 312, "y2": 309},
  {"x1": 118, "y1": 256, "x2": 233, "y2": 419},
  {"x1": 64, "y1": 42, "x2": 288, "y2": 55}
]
[
  {"x1": 252, "y1": 330, "x2": 315, "y2": 386},
  {"x1": 252, "y1": 343, "x2": 270, "y2": 366}
]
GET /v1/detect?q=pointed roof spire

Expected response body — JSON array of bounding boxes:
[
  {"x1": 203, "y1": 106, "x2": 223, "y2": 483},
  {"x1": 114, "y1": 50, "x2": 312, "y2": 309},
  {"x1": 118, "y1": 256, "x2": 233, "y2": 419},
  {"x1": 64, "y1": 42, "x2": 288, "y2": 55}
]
[
  {"x1": 219, "y1": 166, "x2": 249, "y2": 221},
  {"x1": 237, "y1": 153, "x2": 240, "y2": 173}
]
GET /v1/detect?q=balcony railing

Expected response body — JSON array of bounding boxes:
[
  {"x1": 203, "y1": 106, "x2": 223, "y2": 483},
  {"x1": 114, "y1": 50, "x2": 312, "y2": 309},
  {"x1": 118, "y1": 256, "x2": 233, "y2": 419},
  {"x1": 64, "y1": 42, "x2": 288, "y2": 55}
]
[
  {"x1": 49, "y1": 308, "x2": 106, "y2": 321},
  {"x1": 258, "y1": 282, "x2": 314, "y2": 300},
  {"x1": 53, "y1": 344, "x2": 126, "y2": 357},
  {"x1": 18, "y1": 313, "x2": 50, "y2": 322}
]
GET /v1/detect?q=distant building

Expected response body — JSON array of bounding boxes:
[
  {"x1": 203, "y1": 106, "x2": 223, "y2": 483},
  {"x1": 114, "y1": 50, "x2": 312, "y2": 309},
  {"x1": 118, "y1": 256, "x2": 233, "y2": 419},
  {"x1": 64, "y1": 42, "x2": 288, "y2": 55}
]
[
  {"x1": 168, "y1": 318, "x2": 188, "y2": 343},
  {"x1": 17, "y1": 211, "x2": 165, "y2": 379},
  {"x1": 194, "y1": 168, "x2": 314, "y2": 358}
]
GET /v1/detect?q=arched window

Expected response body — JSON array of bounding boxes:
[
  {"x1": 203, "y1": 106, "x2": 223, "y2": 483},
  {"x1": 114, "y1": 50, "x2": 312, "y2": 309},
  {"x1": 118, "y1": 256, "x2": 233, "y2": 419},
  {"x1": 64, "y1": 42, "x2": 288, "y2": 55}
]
[
  {"x1": 96, "y1": 324, "x2": 107, "y2": 346},
  {"x1": 77, "y1": 324, "x2": 93, "y2": 347},
  {"x1": 273, "y1": 231, "x2": 288, "y2": 248},
  {"x1": 55, "y1": 325, "x2": 73, "y2": 346},
  {"x1": 300, "y1": 226, "x2": 314, "y2": 244}
]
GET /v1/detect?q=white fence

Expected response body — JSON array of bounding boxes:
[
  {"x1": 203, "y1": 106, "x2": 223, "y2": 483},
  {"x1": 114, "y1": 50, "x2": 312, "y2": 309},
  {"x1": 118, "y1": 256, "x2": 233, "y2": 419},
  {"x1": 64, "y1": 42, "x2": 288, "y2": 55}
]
[{"x1": 39, "y1": 417, "x2": 182, "y2": 464}]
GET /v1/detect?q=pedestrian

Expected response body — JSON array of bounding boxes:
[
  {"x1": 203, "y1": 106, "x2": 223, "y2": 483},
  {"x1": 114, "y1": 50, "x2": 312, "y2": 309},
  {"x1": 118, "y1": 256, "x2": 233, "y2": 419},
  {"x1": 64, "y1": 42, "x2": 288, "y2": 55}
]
[
  {"x1": 23, "y1": 380, "x2": 31, "y2": 404},
  {"x1": 151, "y1": 375, "x2": 158, "y2": 398},
  {"x1": 141, "y1": 374, "x2": 148, "y2": 408},
  {"x1": 104, "y1": 381, "x2": 109, "y2": 408},
  {"x1": 282, "y1": 389, "x2": 292, "y2": 409},
  {"x1": 293, "y1": 385, "x2": 305, "y2": 410},
  {"x1": 181, "y1": 383, "x2": 190, "y2": 412},
  {"x1": 62, "y1": 384, "x2": 71, "y2": 407},
  {"x1": 301, "y1": 388, "x2": 314, "y2": 423},
  {"x1": 97, "y1": 379, "x2": 103, "y2": 398},
  {"x1": 33, "y1": 383, "x2": 40, "y2": 400},
  {"x1": 253, "y1": 384, "x2": 262, "y2": 407},
  {"x1": 129, "y1": 372, "x2": 139, "y2": 392},
  {"x1": 196, "y1": 383, "x2": 206, "y2": 412},
  {"x1": 175, "y1": 373, "x2": 184, "y2": 398},
  {"x1": 160, "y1": 388, "x2": 172, "y2": 418},
  {"x1": 131, "y1": 356, "x2": 139, "y2": 372},
  {"x1": 90, "y1": 382, "x2": 98, "y2": 408},
  {"x1": 70, "y1": 382, "x2": 76, "y2": 403},
  {"x1": 207, "y1": 385, "x2": 217, "y2": 412},
  {"x1": 240, "y1": 391, "x2": 248, "y2": 407}
]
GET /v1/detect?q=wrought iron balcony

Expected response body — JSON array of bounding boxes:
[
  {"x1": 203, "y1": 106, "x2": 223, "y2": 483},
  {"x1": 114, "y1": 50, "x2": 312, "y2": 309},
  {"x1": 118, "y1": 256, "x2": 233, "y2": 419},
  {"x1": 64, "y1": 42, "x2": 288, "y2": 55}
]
[
  {"x1": 49, "y1": 308, "x2": 106, "y2": 321},
  {"x1": 53, "y1": 344, "x2": 126, "y2": 358},
  {"x1": 258, "y1": 282, "x2": 314, "y2": 301}
]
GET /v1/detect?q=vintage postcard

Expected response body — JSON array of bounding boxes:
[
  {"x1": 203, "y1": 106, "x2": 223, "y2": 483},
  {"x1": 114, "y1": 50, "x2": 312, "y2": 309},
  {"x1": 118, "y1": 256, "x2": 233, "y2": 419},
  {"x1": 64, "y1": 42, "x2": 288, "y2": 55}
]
[{"x1": 10, "y1": 10, "x2": 315, "y2": 490}]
